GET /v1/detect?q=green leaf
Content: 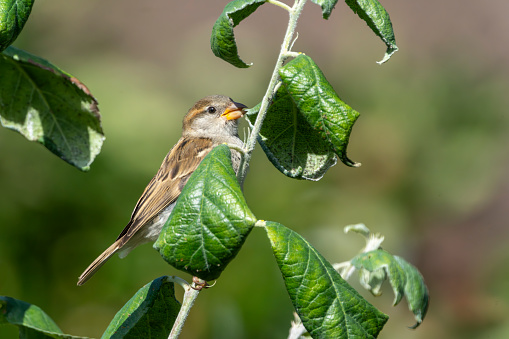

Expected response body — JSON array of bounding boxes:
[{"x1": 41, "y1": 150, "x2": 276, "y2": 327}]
[
  {"x1": 265, "y1": 222, "x2": 388, "y2": 338},
  {"x1": 246, "y1": 88, "x2": 337, "y2": 181},
  {"x1": 0, "y1": 46, "x2": 105, "y2": 171},
  {"x1": 0, "y1": 0, "x2": 34, "y2": 52},
  {"x1": 102, "y1": 276, "x2": 181, "y2": 339},
  {"x1": 310, "y1": 0, "x2": 339, "y2": 19},
  {"x1": 154, "y1": 145, "x2": 257, "y2": 281},
  {"x1": 393, "y1": 256, "x2": 429, "y2": 329},
  {"x1": 351, "y1": 250, "x2": 405, "y2": 305},
  {"x1": 210, "y1": 0, "x2": 266, "y2": 68},
  {"x1": 351, "y1": 250, "x2": 429, "y2": 328},
  {"x1": 344, "y1": 0, "x2": 398, "y2": 63},
  {"x1": 279, "y1": 55, "x2": 360, "y2": 167},
  {"x1": 0, "y1": 296, "x2": 87, "y2": 338}
]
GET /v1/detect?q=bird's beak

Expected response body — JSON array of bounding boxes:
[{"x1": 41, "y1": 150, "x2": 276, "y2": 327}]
[{"x1": 221, "y1": 101, "x2": 247, "y2": 120}]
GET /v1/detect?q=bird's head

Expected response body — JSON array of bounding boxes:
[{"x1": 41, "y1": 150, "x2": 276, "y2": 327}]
[{"x1": 182, "y1": 95, "x2": 247, "y2": 139}]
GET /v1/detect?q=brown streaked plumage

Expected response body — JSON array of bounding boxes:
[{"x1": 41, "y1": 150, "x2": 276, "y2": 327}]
[{"x1": 77, "y1": 95, "x2": 246, "y2": 285}]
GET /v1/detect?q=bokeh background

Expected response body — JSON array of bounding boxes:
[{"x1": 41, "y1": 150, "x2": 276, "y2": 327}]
[{"x1": 1, "y1": 0, "x2": 509, "y2": 338}]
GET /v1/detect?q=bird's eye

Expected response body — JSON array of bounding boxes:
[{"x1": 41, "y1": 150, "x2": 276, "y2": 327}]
[{"x1": 207, "y1": 106, "x2": 216, "y2": 114}]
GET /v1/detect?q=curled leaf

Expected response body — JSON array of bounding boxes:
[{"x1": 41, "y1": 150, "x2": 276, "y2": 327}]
[
  {"x1": 344, "y1": 223, "x2": 371, "y2": 237},
  {"x1": 279, "y1": 55, "x2": 360, "y2": 167},
  {"x1": 352, "y1": 250, "x2": 405, "y2": 305},
  {"x1": 310, "y1": 0, "x2": 339, "y2": 19},
  {"x1": 210, "y1": 0, "x2": 266, "y2": 68},
  {"x1": 351, "y1": 249, "x2": 429, "y2": 328},
  {"x1": 394, "y1": 256, "x2": 430, "y2": 328},
  {"x1": 345, "y1": 0, "x2": 398, "y2": 63},
  {"x1": 246, "y1": 88, "x2": 337, "y2": 181}
]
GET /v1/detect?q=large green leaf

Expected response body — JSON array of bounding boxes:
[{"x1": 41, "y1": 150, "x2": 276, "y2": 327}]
[
  {"x1": 344, "y1": 0, "x2": 398, "y2": 63},
  {"x1": 246, "y1": 88, "x2": 337, "y2": 181},
  {"x1": 351, "y1": 250, "x2": 429, "y2": 328},
  {"x1": 279, "y1": 55, "x2": 360, "y2": 167},
  {"x1": 154, "y1": 145, "x2": 257, "y2": 281},
  {"x1": 0, "y1": 296, "x2": 87, "y2": 338},
  {"x1": 310, "y1": 0, "x2": 339, "y2": 19},
  {"x1": 0, "y1": 46, "x2": 104, "y2": 171},
  {"x1": 265, "y1": 222, "x2": 388, "y2": 338},
  {"x1": 0, "y1": 0, "x2": 34, "y2": 52},
  {"x1": 210, "y1": 0, "x2": 266, "y2": 68},
  {"x1": 102, "y1": 276, "x2": 181, "y2": 339}
]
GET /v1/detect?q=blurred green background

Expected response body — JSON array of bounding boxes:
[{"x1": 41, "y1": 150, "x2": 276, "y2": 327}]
[{"x1": 1, "y1": 0, "x2": 509, "y2": 338}]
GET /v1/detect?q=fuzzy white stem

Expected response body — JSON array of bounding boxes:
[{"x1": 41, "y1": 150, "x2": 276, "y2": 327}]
[
  {"x1": 237, "y1": 0, "x2": 307, "y2": 185},
  {"x1": 168, "y1": 279, "x2": 201, "y2": 339}
]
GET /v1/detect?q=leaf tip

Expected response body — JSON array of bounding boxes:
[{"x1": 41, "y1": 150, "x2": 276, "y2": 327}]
[
  {"x1": 341, "y1": 156, "x2": 361, "y2": 168},
  {"x1": 344, "y1": 223, "x2": 370, "y2": 237},
  {"x1": 376, "y1": 45, "x2": 399, "y2": 65},
  {"x1": 408, "y1": 318, "x2": 423, "y2": 330},
  {"x1": 236, "y1": 60, "x2": 253, "y2": 68}
]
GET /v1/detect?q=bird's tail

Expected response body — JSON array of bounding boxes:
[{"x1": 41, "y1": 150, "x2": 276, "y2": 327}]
[{"x1": 77, "y1": 241, "x2": 121, "y2": 286}]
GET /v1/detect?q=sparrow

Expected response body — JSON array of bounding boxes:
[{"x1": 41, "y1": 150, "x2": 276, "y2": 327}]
[{"x1": 77, "y1": 95, "x2": 247, "y2": 285}]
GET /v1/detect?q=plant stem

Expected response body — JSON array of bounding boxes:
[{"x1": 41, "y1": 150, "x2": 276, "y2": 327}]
[
  {"x1": 170, "y1": 2, "x2": 308, "y2": 337},
  {"x1": 168, "y1": 278, "x2": 201, "y2": 339},
  {"x1": 237, "y1": 0, "x2": 307, "y2": 185}
]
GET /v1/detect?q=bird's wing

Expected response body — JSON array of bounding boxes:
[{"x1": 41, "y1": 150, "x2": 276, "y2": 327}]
[{"x1": 116, "y1": 137, "x2": 215, "y2": 245}]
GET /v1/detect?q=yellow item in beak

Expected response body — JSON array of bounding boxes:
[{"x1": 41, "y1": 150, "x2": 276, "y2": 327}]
[{"x1": 221, "y1": 101, "x2": 247, "y2": 120}]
